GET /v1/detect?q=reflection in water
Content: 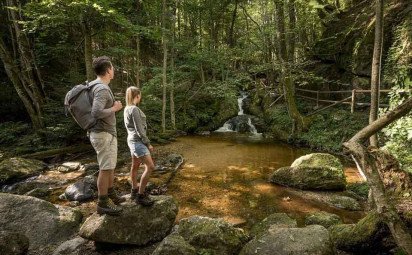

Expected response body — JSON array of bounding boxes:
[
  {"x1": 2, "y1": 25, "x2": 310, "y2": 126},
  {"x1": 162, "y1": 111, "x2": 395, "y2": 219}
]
[{"x1": 162, "y1": 134, "x2": 365, "y2": 229}]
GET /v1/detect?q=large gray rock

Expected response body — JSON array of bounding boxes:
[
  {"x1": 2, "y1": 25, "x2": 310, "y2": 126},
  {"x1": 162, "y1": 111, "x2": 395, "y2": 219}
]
[
  {"x1": 151, "y1": 233, "x2": 196, "y2": 255},
  {"x1": 0, "y1": 231, "x2": 29, "y2": 255},
  {"x1": 285, "y1": 189, "x2": 362, "y2": 211},
  {"x1": 175, "y1": 216, "x2": 249, "y2": 255},
  {"x1": 57, "y1": 162, "x2": 81, "y2": 173},
  {"x1": 270, "y1": 153, "x2": 346, "y2": 190},
  {"x1": 79, "y1": 195, "x2": 178, "y2": 245},
  {"x1": 63, "y1": 175, "x2": 97, "y2": 202},
  {"x1": 155, "y1": 154, "x2": 184, "y2": 173},
  {"x1": 305, "y1": 212, "x2": 343, "y2": 228},
  {"x1": 0, "y1": 157, "x2": 46, "y2": 184},
  {"x1": 52, "y1": 237, "x2": 87, "y2": 255},
  {"x1": 240, "y1": 225, "x2": 335, "y2": 255},
  {"x1": 0, "y1": 193, "x2": 83, "y2": 254},
  {"x1": 250, "y1": 213, "x2": 297, "y2": 238}
]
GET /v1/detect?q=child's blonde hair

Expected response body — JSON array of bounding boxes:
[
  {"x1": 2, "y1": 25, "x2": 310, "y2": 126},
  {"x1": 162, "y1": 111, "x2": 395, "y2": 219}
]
[{"x1": 125, "y1": 86, "x2": 141, "y2": 106}]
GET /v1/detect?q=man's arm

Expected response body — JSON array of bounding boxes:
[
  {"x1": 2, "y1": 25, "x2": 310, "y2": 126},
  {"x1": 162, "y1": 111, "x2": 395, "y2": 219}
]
[{"x1": 91, "y1": 90, "x2": 114, "y2": 119}]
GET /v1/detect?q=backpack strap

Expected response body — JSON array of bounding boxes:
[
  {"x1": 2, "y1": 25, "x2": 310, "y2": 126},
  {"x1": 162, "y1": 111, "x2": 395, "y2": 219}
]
[{"x1": 88, "y1": 82, "x2": 115, "y2": 106}]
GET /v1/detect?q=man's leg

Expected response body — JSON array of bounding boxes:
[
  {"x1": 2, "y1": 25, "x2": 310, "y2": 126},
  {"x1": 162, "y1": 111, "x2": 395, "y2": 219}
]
[{"x1": 97, "y1": 169, "x2": 111, "y2": 196}]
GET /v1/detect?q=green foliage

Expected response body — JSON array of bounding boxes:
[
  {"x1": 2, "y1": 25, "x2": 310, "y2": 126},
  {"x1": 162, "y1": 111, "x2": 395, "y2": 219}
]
[
  {"x1": 346, "y1": 182, "x2": 369, "y2": 200},
  {"x1": 381, "y1": 70, "x2": 412, "y2": 173}
]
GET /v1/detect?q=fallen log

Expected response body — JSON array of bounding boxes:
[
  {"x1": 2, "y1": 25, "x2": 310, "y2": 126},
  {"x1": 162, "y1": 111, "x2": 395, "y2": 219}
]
[
  {"x1": 343, "y1": 97, "x2": 412, "y2": 254},
  {"x1": 21, "y1": 144, "x2": 93, "y2": 160}
]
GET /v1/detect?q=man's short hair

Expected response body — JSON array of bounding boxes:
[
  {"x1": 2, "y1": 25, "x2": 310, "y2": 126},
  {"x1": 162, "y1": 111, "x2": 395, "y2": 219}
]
[{"x1": 93, "y1": 56, "x2": 112, "y2": 76}]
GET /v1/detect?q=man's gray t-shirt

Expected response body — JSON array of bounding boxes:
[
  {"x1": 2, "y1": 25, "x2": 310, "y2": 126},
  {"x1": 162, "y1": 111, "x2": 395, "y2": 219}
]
[
  {"x1": 124, "y1": 105, "x2": 150, "y2": 145},
  {"x1": 88, "y1": 79, "x2": 117, "y2": 137}
]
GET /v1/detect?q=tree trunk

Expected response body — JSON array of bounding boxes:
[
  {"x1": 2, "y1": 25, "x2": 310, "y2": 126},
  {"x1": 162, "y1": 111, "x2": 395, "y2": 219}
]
[
  {"x1": 81, "y1": 19, "x2": 94, "y2": 81},
  {"x1": 369, "y1": 0, "x2": 384, "y2": 147},
  {"x1": 1, "y1": 0, "x2": 45, "y2": 129},
  {"x1": 135, "y1": 35, "x2": 141, "y2": 88},
  {"x1": 344, "y1": 97, "x2": 412, "y2": 254},
  {"x1": 0, "y1": 38, "x2": 44, "y2": 129},
  {"x1": 228, "y1": 0, "x2": 238, "y2": 47},
  {"x1": 161, "y1": 0, "x2": 168, "y2": 133},
  {"x1": 275, "y1": 0, "x2": 308, "y2": 131},
  {"x1": 170, "y1": 1, "x2": 176, "y2": 130},
  {"x1": 288, "y1": 0, "x2": 296, "y2": 63}
]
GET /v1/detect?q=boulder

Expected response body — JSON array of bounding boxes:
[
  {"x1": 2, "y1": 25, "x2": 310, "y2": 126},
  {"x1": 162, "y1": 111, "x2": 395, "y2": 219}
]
[
  {"x1": 79, "y1": 195, "x2": 178, "y2": 245},
  {"x1": 24, "y1": 187, "x2": 51, "y2": 199},
  {"x1": 52, "y1": 237, "x2": 87, "y2": 255},
  {"x1": 0, "y1": 231, "x2": 29, "y2": 255},
  {"x1": 151, "y1": 233, "x2": 196, "y2": 255},
  {"x1": 305, "y1": 212, "x2": 343, "y2": 228},
  {"x1": 63, "y1": 175, "x2": 97, "y2": 202},
  {"x1": 0, "y1": 193, "x2": 83, "y2": 254},
  {"x1": 80, "y1": 163, "x2": 99, "y2": 176},
  {"x1": 329, "y1": 212, "x2": 396, "y2": 254},
  {"x1": 250, "y1": 213, "x2": 297, "y2": 238},
  {"x1": 58, "y1": 162, "x2": 81, "y2": 173},
  {"x1": 270, "y1": 153, "x2": 346, "y2": 190},
  {"x1": 328, "y1": 195, "x2": 361, "y2": 211},
  {"x1": 175, "y1": 216, "x2": 249, "y2": 255},
  {"x1": 240, "y1": 225, "x2": 335, "y2": 255},
  {"x1": 286, "y1": 189, "x2": 362, "y2": 211},
  {"x1": 0, "y1": 157, "x2": 47, "y2": 184},
  {"x1": 155, "y1": 154, "x2": 184, "y2": 173}
]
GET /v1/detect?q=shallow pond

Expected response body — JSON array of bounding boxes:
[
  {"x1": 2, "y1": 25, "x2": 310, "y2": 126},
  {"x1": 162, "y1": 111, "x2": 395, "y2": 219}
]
[{"x1": 158, "y1": 133, "x2": 365, "y2": 228}]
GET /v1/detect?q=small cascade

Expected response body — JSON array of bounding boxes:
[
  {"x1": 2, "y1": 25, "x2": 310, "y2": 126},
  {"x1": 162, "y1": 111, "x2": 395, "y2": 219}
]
[
  {"x1": 238, "y1": 94, "x2": 248, "y2": 115},
  {"x1": 215, "y1": 122, "x2": 235, "y2": 132},
  {"x1": 215, "y1": 93, "x2": 262, "y2": 136},
  {"x1": 247, "y1": 118, "x2": 257, "y2": 134}
]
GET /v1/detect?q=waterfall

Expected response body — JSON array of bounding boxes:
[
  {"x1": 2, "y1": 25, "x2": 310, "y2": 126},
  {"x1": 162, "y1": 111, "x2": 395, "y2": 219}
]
[
  {"x1": 238, "y1": 94, "x2": 248, "y2": 115},
  {"x1": 215, "y1": 93, "x2": 262, "y2": 136}
]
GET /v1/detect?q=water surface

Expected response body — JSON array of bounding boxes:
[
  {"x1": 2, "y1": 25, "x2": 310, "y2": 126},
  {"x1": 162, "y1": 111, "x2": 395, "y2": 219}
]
[{"x1": 161, "y1": 134, "x2": 365, "y2": 228}]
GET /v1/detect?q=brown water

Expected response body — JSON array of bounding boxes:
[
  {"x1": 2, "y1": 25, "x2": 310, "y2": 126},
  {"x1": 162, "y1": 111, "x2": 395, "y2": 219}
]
[{"x1": 159, "y1": 134, "x2": 365, "y2": 228}]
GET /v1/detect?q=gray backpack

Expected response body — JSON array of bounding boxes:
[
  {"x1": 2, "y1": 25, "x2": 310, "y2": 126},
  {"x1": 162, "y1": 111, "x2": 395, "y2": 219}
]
[{"x1": 64, "y1": 82, "x2": 104, "y2": 130}]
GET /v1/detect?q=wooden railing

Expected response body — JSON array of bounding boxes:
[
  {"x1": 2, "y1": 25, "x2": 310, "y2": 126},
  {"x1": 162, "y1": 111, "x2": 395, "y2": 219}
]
[{"x1": 295, "y1": 88, "x2": 393, "y2": 113}]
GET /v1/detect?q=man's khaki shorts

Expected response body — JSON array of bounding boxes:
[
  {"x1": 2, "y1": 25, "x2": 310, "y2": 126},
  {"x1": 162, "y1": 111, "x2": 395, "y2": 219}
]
[{"x1": 89, "y1": 132, "x2": 117, "y2": 170}]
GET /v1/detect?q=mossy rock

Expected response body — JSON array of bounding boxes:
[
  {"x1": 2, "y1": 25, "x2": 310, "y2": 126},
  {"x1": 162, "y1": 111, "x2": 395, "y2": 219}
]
[
  {"x1": 346, "y1": 182, "x2": 369, "y2": 200},
  {"x1": 270, "y1": 153, "x2": 346, "y2": 190},
  {"x1": 0, "y1": 231, "x2": 29, "y2": 255},
  {"x1": 79, "y1": 196, "x2": 178, "y2": 245},
  {"x1": 0, "y1": 157, "x2": 47, "y2": 185},
  {"x1": 240, "y1": 225, "x2": 334, "y2": 255},
  {"x1": 250, "y1": 213, "x2": 297, "y2": 238},
  {"x1": 152, "y1": 233, "x2": 196, "y2": 255},
  {"x1": 329, "y1": 212, "x2": 396, "y2": 254},
  {"x1": 305, "y1": 212, "x2": 342, "y2": 229},
  {"x1": 176, "y1": 216, "x2": 249, "y2": 255}
]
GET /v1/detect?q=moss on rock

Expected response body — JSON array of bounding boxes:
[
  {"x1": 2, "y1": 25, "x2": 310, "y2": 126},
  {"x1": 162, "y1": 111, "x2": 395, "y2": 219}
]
[
  {"x1": 0, "y1": 157, "x2": 46, "y2": 185},
  {"x1": 305, "y1": 212, "x2": 342, "y2": 229},
  {"x1": 250, "y1": 213, "x2": 297, "y2": 238},
  {"x1": 270, "y1": 153, "x2": 346, "y2": 190},
  {"x1": 329, "y1": 212, "x2": 396, "y2": 253}
]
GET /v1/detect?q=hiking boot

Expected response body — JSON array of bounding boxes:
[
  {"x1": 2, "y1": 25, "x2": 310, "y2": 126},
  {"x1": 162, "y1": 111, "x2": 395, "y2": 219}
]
[
  {"x1": 130, "y1": 189, "x2": 138, "y2": 200},
  {"x1": 108, "y1": 187, "x2": 126, "y2": 205},
  {"x1": 97, "y1": 197, "x2": 123, "y2": 216},
  {"x1": 136, "y1": 193, "x2": 154, "y2": 206}
]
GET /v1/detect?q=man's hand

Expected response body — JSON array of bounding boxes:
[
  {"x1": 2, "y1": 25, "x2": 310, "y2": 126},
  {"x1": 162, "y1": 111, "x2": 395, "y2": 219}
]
[
  {"x1": 148, "y1": 144, "x2": 154, "y2": 152},
  {"x1": 112, "y1": 101, "x2": 123, "y2": 112}
]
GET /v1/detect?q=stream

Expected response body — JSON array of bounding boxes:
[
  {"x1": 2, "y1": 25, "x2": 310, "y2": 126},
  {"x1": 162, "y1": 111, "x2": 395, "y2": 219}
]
[{"x1": 159, "y1": 133, "x2": 365, "y2": 229}]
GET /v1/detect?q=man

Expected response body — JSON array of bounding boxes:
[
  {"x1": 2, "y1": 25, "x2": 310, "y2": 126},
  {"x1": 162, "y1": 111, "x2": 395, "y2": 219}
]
[{"x1": 88, "y1": 56, "x2": 125, "y2": 215}]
